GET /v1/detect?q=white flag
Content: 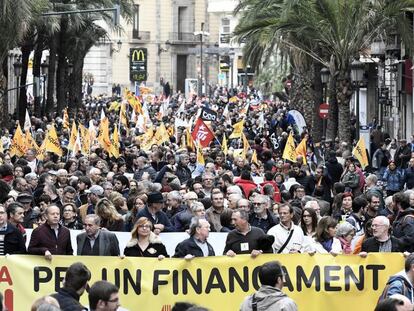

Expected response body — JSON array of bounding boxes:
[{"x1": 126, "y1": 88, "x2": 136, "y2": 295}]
[{"x1": 24, "y1": 109, "x2": 31, "y2": 132}]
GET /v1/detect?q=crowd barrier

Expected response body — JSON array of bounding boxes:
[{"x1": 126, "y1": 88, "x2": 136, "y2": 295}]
[
  {"x1": 0, "y1": 253, "x2": 405, "y2": 311},
  {"x1": 25, "y1": 230, "x2": 228, "y2": 256}
]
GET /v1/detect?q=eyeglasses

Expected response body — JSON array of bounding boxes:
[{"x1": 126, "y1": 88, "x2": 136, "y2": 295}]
[
  {"x1": 371, "y1": 224, "x2": 385, "y2": 228},
  {"x1": 252, "y1": 202, "x2": 265, "y2": 206}
]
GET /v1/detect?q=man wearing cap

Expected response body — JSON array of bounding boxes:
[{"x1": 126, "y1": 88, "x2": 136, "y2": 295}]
[
  {"x1": 16, "y1": 192, "x2": 36, "y2": 228},
  {"x1": 79, "y1": 185, "x2": 104, "y2": 223},
  {"x1": 136, "y1": 192, "x2": 175, "y2": 233}
]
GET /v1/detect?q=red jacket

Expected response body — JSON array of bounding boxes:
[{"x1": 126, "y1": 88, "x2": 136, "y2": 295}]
[
  {"x1": 260, "y1": 180, "x2": 281, "y2": 203},
  {"x1": 235, "y1": 178, "x2": 258, "y2": 198}
]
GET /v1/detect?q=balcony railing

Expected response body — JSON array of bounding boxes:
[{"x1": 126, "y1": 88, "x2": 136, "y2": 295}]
[
  {"x1": 169, "y1": 32, "x2": 198, "y2": 43},
  {"x1": 132, "y1": 30, "x2": 151, "y2": 41}
]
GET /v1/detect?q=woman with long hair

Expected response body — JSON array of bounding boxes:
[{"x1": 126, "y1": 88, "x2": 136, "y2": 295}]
[
  {"x1": 124, "y1": 217, "x2": 168, "y2": 259},
  {"x1": 300, "y1": 208, "x2": 318, "y2": 237},
  {"x1": 312, "y1": 216, "x2": 342, "y2": 255},
  {"x1": 60, "y1": 203, "x2": 83, "y2": 230},
  {"x1": 95, "y1": 198, "x2": 124, "y2": 231}
]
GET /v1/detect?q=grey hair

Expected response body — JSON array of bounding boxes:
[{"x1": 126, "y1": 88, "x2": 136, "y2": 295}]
[
  {"x1": 168, "y1": 190, "x2": 182, "y2": 202},
  {"x1": 366, "y1": 174, "x2": 378, "y2": 184},
  {"x1": 191, "y1": 202, "x2": 204, "y2": 213},
  {"x1": 301, "y1": 195, "x2": 315, "y2": 207},
  {"x1": 37, "y1": 304, "x2": 61, "y2": 311},
  {"x1": 374, "y1": 215, "x2": 390, "y2": 227},
  {"x1": 85, "y1": 214, "x2": 101, "y2": 226},
  {"x1": 234, "y1": 208, "x2": 249, "y2": 221},
  {"x1": 227, "y1": 185, "x2": 242, "y2": 196},
  {"x1": 189, "y1": 217, "x2": 203, "y2": 236}
]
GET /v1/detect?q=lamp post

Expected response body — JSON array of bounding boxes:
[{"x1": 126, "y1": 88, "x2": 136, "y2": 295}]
[
  {"x1": 229, "y1": 49, "x2": 235, "y2": 95},
  {"x1": 40, "y1": 59, "x2": 49, "y2": 117},
  {"x1": 13, "y1": 58, "x2": 22, "y2": 124},
  {"x1": 351, "y1": 59, "x2": 365, "y2": 141},
  {"x1": 320, "y1": 67, "x2": 330, "y2": 137},
  {"x1": 195, "y1": 23, "x2": 209, "y2": 97}
]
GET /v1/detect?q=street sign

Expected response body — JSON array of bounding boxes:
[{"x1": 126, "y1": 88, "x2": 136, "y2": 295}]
[
  {"x1": 319, "y1": 103, "x2": 329, "y2": 119},
  {"x1": 130, "y1": 48, "x2": 147, "y2": 82}
]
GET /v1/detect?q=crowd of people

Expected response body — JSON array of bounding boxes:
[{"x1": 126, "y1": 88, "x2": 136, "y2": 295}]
[{"x1": 0, "y1": 84, "x2": 413, "y2": 310}]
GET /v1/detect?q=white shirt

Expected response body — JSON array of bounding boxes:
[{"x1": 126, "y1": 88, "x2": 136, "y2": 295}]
[{"x1": 267, "y1": 223, "x2": 305, "y2": 254}]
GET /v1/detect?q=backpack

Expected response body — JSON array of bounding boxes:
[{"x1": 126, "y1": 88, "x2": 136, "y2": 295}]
[{"x1": 378, "y1": 279, "x2": 409, "y2": 303}]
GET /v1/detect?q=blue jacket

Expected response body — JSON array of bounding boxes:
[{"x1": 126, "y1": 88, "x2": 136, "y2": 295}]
[
  {"x1": 383, "y1": 169, "x2": 404, "y2": 191},
  {"x1": 381, "y1": 271, "x2": 414, "y2": 303},
  {"x1": 405, "y1": 167, "x2": 414, "y2": 189}
]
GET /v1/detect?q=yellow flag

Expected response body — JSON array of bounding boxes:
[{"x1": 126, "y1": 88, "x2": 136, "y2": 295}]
[
  {"x1": 196, "y1": 141, "x2": 205, "y2": 166},
  {"x1": 78, "y1": 124, "x2": 91, "y2": 156},
  {"x1": 63, "y1": 108, "x2": 70, "y2": 129},
  {"x1": 241, "y1": 133, "x2": 250, "y2": 160},
  {"x1": 352, "y1": 137, "x2": 369, "y2": 169},
  {"x1": 186, "y1": 128, "x2": 194, "y2": 151},
  {"x1": 229, "y1": 120, "x2": 244, "y2": 139},
  {"x1": 67, "y1": 121, "x2": 77, "y2": 151},
  {"x1": 119, "y1": 102, "x2": 128, "y2": 128},
  {"x1": 282, "y1": 133, "x2": 297, "y2": 162},
  {"x1": 251, "y1": 150, "x2": 258, "y2": 165},
  {"x1": 36, "y1": 137, "x2": 47, "y2": 161},
  {"x1": 108, "y1": 101, "x2": 120, "y2": 111},
  {"x1": 222, "y1": 134, "x2": 228, "y2": 155},
  {"x1": 97, "y1": 118, "x2": 111, "y2": 153},
  {"x1": 9, "y1": 125, "x2": 27, "y2": 157},
  {"x1": 25, "y1": 130, "x2": 39, "y2": 152},
  {"x1": 153, "y1": 122, "x2": 170, "y2": 145},
  {"x1": 295, "y1": 138, "x2": 307, "y2": 165},
  {"x1": 109, "y1": 126, "x2": 120, "y2": 158},
  {"x1": 45, "y1": 124, "x2": 62, "y2": 156}
]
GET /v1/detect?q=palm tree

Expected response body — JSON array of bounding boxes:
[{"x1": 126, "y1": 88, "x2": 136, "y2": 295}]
[
  {"x1": 0, "y1": 0, "x2": 33, "y2": 128},
  {"x1": 234, "y1": 0, "x2": 414, "y2": 144}
]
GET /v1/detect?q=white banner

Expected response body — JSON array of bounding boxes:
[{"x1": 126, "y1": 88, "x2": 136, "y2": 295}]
[{"x1": 25, "y1": 229, "x2": 228, "y2": 257}]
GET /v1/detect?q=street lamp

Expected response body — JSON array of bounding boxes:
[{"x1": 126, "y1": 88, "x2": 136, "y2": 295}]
[
  {"x1": 40, "y1": 59, "x2": 49, "y2": 117},
  {"x1": 13, "y1": 57, "x2": 22, "y2": 123},
  {"x1": 68, "y1": 63, "x2": 74, "y2": 75},
  {"x1": 351, "y1": 59, "x2": 365, "y2": 141},
  {"x1": 320, "y1": 67, "x2": 330, "y2": 137},
  {"x1": 194, "y1": 23, "x2": 209, "y2": 97},
  {"x1": 229, "y1": 49, "x2": 235, "y2": 95}
]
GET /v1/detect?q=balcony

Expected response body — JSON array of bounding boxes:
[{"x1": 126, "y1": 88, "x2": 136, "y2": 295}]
[
  {"x1": 169, "y1": 32, "x2": 199, "y2": 44},
  {"x1": 131, "y1": 30, "x2": 151, "y2": 41}
]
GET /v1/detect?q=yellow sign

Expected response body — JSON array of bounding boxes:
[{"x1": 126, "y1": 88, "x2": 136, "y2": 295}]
[
  {"x1": 0, "y1": 254, "x2": 405, "y2": 311},
  {"x1": 132, "y1": 49, "x2": 145, "y2": 62},
  {"x1": 282, "y1": 132, "x2": 297, "y2": 162},
  {"x1": 352, "y1": 137, "x2": 369, "y2": 169}
]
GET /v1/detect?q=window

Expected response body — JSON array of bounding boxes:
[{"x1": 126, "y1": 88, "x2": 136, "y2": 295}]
[
  {"x1": 132, "y1": 5, "x2": 139, "y2": 39},
  {"x1": 222, "y1": 18, "x2": 230, "y2": 34}
]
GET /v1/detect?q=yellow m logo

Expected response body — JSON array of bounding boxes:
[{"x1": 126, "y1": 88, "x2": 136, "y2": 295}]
[{"x1": 132, "y1": 49, "x2": 145, "y2": 62}]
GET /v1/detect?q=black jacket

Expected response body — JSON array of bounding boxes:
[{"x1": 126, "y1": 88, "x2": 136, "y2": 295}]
[
  {"x1": 3, "y1": 223, "x2": 26, "y2": 254},
  {"x1": 173, "y1": 237, "x2": 215, "y2": 258},
  {"x1": 51, "y1": 288, "x2": 86, "y2": 311},
  {"x1": 392, "y1": 209, "x2": 414, "y2": 252},
  {"x1": 326, "y1": 157, "x2": 343, "y2": 183},
  {"x1": 361, "y1": 236, "x2": 404, "y2": 253}
]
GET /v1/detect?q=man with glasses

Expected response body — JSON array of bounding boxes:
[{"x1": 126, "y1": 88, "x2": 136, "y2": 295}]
[
  {"x1": 51, "y1": 262, "x2": 91, "y2": 311},
  {"x1": 359, "y1": 216, "x2": 403, "y2": 256},
  {"x1": 88, "y1": 280, "x2": 120, "y2": 311},
  {"x1": 173, "y1": 192, "x2": 199, "y2": 232},
  {"x1": 240, "y1": 261, "x2": 297, "y2": 311},
  {"x1": 249, "y1": 195, "x2": 279, "y2": 233},
  {"x1": 76, "y1": 215, "x2": 120, "y2": 256}
]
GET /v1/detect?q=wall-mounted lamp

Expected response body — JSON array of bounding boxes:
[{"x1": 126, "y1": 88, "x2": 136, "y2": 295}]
[{"x1": 111, "y1": 39, "x2": 122, "y2": 53}]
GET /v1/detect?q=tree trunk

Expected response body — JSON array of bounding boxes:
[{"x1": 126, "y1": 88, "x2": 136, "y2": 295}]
[
  {"x1": 0, "y1": 67, "x2": 8, "y2": 130},
  {"x1": 336, "y1": 71, "x2": 353, "y2": 144},
  {"x1": 46, "y1": 36, "x2": 57, "y2": 117},
  {"x1": 32, "y1": 43, "x2": 42, "y2": 118},
  {"x1": 19, "y1": 45, "x2": 31, "y2": 126},
  {"x1": 312, "y1": 61, "x2": 323, "y2": 142},
  {"x1": 56, "y1": 17, "x2": 68, "y2": 115},
  {"x1": 326, "y1": 74, "x2": 338, "y2": 140},
  {"x1": 69, "y1": 57, "x2": 84, "y2": 113}
]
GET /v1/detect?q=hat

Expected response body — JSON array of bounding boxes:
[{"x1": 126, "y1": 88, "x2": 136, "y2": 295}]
[
  {"x1": 16, "y1": 192, "x2": 33, "y2": 203},
  {"x1": 86, "y1": 185, "x2": 104, "y2": 196},
  {"x1": 147, "y1": 192, "x2": 164, "y2": 204}
]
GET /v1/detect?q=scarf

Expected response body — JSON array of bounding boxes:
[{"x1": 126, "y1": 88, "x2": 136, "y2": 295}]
[{"x1": 321, "y1": 238, "x2": 333, "y2": 252}]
